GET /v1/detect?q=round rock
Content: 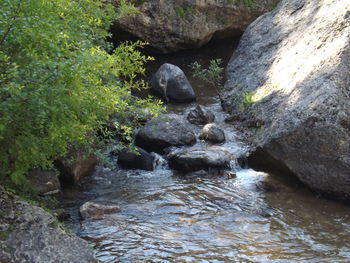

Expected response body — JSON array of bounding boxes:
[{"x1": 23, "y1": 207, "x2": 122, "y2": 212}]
[
  {"x1": 135, "y1": 114, "x2": 196, "y2": 154},
  {"x1": 199, "y1": 123, "x2": 225, "y2": 143},
  {"x1": 150, "y1": 63, "x2": 196, "y2": 103}
]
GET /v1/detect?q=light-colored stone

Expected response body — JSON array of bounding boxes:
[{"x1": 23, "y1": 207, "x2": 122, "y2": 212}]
[
  {"x1": 200, "y1": 123, "x2": 226, "y2": 143},
  {"x1": 222, "y1": 0, "x2": 350, "y2": 200},
  {"x1": 80, "y1": 201, "x2": 120, "y2": 220}
]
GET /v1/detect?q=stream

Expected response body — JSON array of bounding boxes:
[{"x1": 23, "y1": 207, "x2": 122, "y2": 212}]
[{"x1": 59, "y1": 39, "x2": 350, "y2": 263}]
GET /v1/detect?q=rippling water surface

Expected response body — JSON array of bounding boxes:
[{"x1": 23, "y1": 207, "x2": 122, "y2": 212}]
[{"x1": 60, "y1": 38, "x2": 350, "y2": 262}]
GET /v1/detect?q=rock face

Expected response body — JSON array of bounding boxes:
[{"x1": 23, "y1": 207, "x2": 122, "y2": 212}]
[
  {"x1": 168, "y1": 146, "x2": 233, "y2": 172},
  {"x1": 222, "y1": 0, "x2": 350, "y2": 200},
  {"x1": 118, "y1": 147, "x2": 155, "y2": 171},
  {"x1": 187, "y1": 105, "x2": 215, "y2": 125},
  {"x1": 0, "y1": 186, "x2": 97, "y2": 263},
  {"x1": 200, "y1": 123, "x2": 226, "y2": 143},
  {"x1": 55, "y1": 150, "x2": 98, "y2": 185},
  {"x1": 135, "y1": 114, "x2": 196, "y2": 153},
  {"x1": 80, "y1": 201, "x2": 120, "y2": 220},
  {"x1": 113, "y1": 0, "x2": 279, "y2": 53},
  {"x1": 150, "y1": 63, "x2": 196, "y2": 103}
]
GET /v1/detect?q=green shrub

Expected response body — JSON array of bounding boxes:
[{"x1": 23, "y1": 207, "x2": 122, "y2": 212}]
[
  {"x1": 189, "y1": 59, "x2": 224, "y2": 94},
  {"x1": 0, "y1": 0, "x2": 163, "y2": 185}
]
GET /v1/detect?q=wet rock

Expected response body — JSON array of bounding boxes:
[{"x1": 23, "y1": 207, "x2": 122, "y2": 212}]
[
  {"x1": 221, "y1": 0, "x2": 350, "y2": 200},
  {"x1": 117, "y1": 147, "x2": 154, "y2": 171},
  {"x1": 113, "y1": 0, "x2": 279, "y2": 53},
  {"x1": 187, "y1": 105, "x2": 215, "y2": 125},
  {"x1": 168, "y1": 146, "x2": 233, "y2": 173},
  {"x1": 199, "y1": 123, "x2": 225, "y2": 143},
  {"x1": 55, "y1": 150, "x2": 98, "y2": 185},
  {"x1": 26, "y1": 169, "x2": 61, "y2": 196},
  {"x1": 135, "y1": 114, "x2": 196, "y2": 154},
  {"x1": 79, "y1": 201, "x2": 120, "y2": 220},
  {"x1": 0, "y1": 185, "x2": 97, "y2": 263},
  {"x1": 150, "y1": 63, "x2": 196, "y2": 103}
]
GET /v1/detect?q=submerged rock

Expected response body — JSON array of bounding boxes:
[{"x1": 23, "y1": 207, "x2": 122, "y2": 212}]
[
  {"x1": 222, "y1": 0, "x2": 350, "y2": 200},
  {"x1": 80, "y1": 201, "x2": 120, "y2": 220},
  {"x1": 200, "y1": 123, "x2": 225, "y2": 143},
  {"x1": 150, "y1": 63, "x2": 196, "y2": 103},
  {"x1": 0, "y1": 186, "x2": 97, "y2": 263},
  {"x1": 168, "y1": 146, "x2": 233, "y2": 173},
  {"x1": 135, "y1": 114, "x2": 196, "y2": 153},
  {"x1": 117, "y1": 147, "x2": 155, "y2": 171},
  {"x1": 112, "y1": 0, "x2": 279, "y2": 53},
  {"x1": 187, "y1": 105, "x2": 215, "y2": 125}
]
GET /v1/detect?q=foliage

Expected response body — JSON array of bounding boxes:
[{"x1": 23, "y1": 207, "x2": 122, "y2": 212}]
[
  {"x1": 189, "y1": 59, "x2": 224, "y2": 94},
  {"x1": 230, "y1": 87, "x2": 255, "y2": 112},
  {"x1": 226, "y1": 0, "x2": 256, "y2": 8},
  {"x1": 0, "y1": 0, "x2": 163, "y2": 185},
  {"x1": 175, "y1": 6, "x2": 194, "y2": 20}
]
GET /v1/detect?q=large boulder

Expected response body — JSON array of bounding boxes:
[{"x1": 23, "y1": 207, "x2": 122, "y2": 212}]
[
  {"x1": 117, "y1": 147, "x2": 155, "y2": 171},
  {"x1": 221, "y1": 0, "x2": 350, "y2": 200},
  {"x1": 0, "y1": 186, "x2": 97, "y2": 263},
  {"x1": 135, "y1": 114, "x2": 196, "y2": 153},
  {"x1": 150, "y1": 63, "x2": 196, "y2": 103},
  {"x1": 187, "y1": 105, "x2": 215, "y2": 125},
  {"x1": 113, "y1": 0, "x2": 279, "y2": 53},
  {"x1": 168, "y1": 146, "x2": 233, "y2": 172}
]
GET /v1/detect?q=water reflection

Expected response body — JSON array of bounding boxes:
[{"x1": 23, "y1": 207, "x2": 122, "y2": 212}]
[{"x1": 60, "y1": 165, "x2": 350, "y2": 263}]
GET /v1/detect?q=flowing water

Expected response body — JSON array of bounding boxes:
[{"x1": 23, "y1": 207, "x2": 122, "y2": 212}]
[{"x1": 60, "y1": 39, "x2": 350, "y2": 263}]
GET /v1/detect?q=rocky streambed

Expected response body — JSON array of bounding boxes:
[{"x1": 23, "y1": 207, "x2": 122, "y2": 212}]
[{"x1": 59, "y1": 35, "x2": 350, "y2": 262}]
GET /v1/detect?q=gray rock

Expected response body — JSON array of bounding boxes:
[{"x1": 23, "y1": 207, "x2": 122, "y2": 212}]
[
  {"x1": 150, "y1": 63, "x2": 196, "y2": 103},
  {"x1": 168, "y1": 146, "x2": 233, "y2": 172},
  {"x1": 200, "y1": 123, "x2": 226, "y2": 143},
  {"x1": 0, "y1": 186, "x2": 97, "y2": 263},
  {"x1": 113, "y1": 0, "x2": 279, "y2": 53},
  {"x1": 222, "y1": 0, "x2": 350, "y2": 200},
  {"x1": 80, "y1": 201, "x2": 120, "y2": 220},
  {"x1": 118, "y1": 147, "x2": 155, "y2": 171},
  {"x1": 187, "y1": 105, "x2": 215, "y2": 125},
  {"x1": 27, "y1": 169, "x2": 61, "y2": 196},
  {"x1": 135, "y1": 114, "x2": 196, "y2": 153}
]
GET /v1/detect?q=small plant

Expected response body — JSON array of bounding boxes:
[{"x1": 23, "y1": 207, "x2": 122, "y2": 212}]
[
  {"x1": 239, "y1": 91, "x2": 255, "y2": 111},
  {"x1": 230, "y1": 86, "x2": 256, "y2": 112},
  {"x1": 175, "y1": 6, "x2": 194, "y2": 20},
  {"x1": 189, "y1": 59, "x2": 224, "y2": 95},
  {"x1": 243, "y1": 0, "x2": 256, "y2": 8},
  {"x1": 189, "y1": 59, "x2": 224, "y2": 100}
]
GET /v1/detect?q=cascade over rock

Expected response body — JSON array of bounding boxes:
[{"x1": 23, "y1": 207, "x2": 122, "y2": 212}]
[
  {"x1": 113, "y1": 0, "x2": 279, "y2": 53},
  {"x1": 221, "y1": 0, "x2": 350, "y2": 200}
]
